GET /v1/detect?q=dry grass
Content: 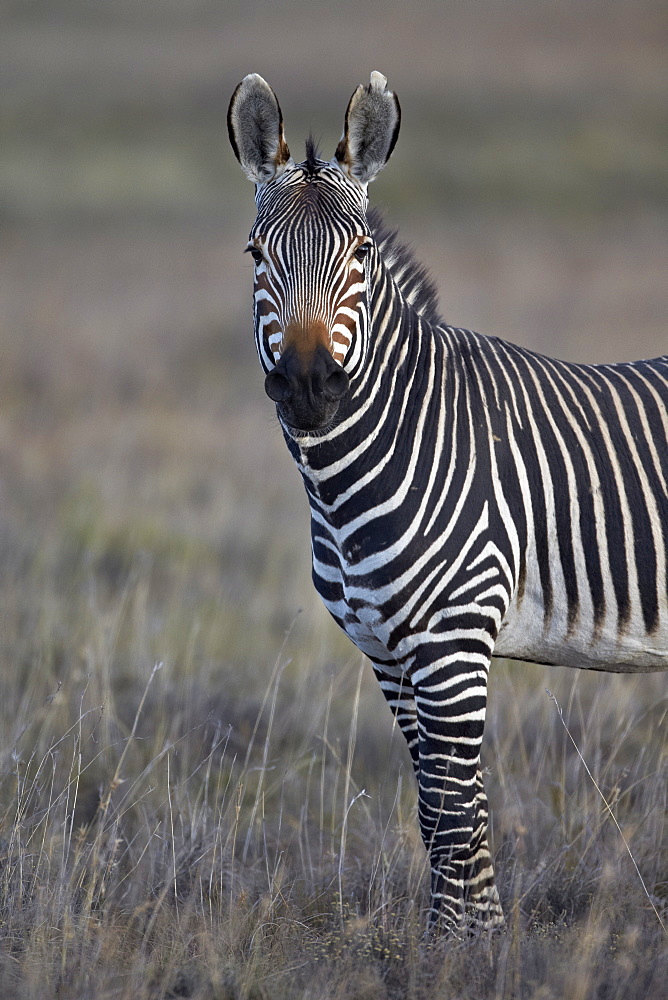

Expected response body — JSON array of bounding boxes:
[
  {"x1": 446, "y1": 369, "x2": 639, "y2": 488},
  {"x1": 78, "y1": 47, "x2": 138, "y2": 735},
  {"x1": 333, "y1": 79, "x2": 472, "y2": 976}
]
[
  {"x1": 1, "y1": 2, "x2": 667, "y2": 996},
  {"x1": 0, "y1": 496, "x2": 665, "y2": 999}
]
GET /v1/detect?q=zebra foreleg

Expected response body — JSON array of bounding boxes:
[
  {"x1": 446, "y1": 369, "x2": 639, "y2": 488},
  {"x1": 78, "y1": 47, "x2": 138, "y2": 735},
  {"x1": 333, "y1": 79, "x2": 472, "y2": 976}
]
[
  {"x1": 412, "y1": 658, "x2": 504, "y2": 933},
  {"x1": 371, "y1": 660, "x2": 420, "y2": 775}
]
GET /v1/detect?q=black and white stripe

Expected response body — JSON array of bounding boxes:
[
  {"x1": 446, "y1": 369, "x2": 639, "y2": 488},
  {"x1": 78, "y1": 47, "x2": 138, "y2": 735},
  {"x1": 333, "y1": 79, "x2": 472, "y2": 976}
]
[{"x1": 230, "y1": 75, "x2": 668, "y2": 932}]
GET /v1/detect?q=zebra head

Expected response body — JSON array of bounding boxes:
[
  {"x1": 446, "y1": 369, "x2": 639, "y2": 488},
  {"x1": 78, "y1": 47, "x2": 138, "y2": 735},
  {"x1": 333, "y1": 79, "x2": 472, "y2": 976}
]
[{"x1": 228, "y1": 72, "x2": 401, "y2": 432}]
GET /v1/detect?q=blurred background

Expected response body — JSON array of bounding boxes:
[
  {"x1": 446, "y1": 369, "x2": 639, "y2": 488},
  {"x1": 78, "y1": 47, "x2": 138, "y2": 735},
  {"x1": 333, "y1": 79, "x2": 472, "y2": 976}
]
[{"x1": 0, "y1": 0, "x2": 666, "y2": 775}]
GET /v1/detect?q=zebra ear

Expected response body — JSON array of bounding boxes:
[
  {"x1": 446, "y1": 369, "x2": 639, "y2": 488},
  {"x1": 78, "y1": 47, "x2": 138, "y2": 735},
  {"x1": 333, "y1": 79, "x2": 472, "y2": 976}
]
[
  {"x1": 228, "y1": 74, "x2": 292, "y2": 184},
  {"x1": 334, "y1": 71, "x2": 401, "y2": 185}
]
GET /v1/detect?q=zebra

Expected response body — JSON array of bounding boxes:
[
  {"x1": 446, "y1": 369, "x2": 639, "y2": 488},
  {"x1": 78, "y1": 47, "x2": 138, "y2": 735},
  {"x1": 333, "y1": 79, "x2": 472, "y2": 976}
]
[{"x1": 227, "y1": 71, "x2": 668, "y2": 931}]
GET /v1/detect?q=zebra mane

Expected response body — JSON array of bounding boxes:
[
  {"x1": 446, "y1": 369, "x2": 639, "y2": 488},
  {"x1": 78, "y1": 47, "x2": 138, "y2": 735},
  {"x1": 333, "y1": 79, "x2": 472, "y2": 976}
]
[
  {"x1": 368, "y1": 208, "x2": 441, "y2": 325},
  {"x1": 304, "y1": 136, "x2": 320, "y2": 177}
]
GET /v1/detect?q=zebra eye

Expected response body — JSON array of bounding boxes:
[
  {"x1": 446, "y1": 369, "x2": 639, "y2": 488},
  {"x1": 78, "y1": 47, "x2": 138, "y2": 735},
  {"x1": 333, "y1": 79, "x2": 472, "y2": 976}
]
[
  {"x1": 246, "y1": 246, "x2": 264, "y2": 264},
  {"x1": 353, "y1": 242, "x2": 372, "y2": 263}
]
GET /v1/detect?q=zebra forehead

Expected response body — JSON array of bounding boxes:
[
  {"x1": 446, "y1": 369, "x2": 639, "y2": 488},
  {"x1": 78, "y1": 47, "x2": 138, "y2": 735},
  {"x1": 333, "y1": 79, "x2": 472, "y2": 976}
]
[
  {"x1": 270, "y1": 211, "x2": 356, "y2": 252},
  {"x1": 252, "y1": 159, "x2": 369, "y2": 236}
]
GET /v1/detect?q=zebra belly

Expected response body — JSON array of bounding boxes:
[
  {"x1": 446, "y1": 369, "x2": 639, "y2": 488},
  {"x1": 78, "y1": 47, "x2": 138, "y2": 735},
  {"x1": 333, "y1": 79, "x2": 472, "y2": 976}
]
[
  {"x1": 495, "y1": 595, "x2": 668, "y2": 673},
  {"x1": 314, "y1": 532, "x2": 668, "y2": 673}
]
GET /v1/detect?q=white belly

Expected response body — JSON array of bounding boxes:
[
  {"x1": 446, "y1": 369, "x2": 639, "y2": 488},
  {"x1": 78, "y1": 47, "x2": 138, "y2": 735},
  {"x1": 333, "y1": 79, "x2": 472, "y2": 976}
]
[{"x1": 496, "y1": 591, "x2": 668, "y2": 672}]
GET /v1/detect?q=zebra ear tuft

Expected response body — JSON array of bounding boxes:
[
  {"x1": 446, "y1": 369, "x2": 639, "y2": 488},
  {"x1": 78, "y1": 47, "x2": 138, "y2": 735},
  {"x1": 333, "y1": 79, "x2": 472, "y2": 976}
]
[
  {"x1": 228, "y1": 74, "x2": 292, "y2": 184},
  {"x1": 334, "y1": 71, "x2": 401, "y2": 185}
]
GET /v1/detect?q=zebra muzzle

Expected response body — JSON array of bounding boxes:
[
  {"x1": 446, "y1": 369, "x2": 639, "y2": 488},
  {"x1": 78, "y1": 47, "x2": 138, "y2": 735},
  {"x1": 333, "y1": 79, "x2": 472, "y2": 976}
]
[{"x1": 264, "y1": 344, "x2": 350, "y2": 430}]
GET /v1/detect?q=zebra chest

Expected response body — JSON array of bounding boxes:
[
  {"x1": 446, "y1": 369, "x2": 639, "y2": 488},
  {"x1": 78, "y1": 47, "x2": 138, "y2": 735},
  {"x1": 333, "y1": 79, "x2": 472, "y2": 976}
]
[
  {"x1": 310, "y1": 526, "x2": 398, "y2": 659},
  {"x1": 328, "y1": 567, "x2": 395, "y2": 659},
  {"x1": 311, "y1": 507, "x2": 512, "y2": 662},
  {"x1": 340, "y1": 606, "x2": 393, "y2": 660}
]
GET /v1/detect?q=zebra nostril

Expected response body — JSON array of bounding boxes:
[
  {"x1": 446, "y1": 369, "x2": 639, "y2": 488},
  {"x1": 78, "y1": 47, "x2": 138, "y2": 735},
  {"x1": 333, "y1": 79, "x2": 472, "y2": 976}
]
[
  {"x1": 264, "y1": 370, "x2": 291, "y2": 402},
  {"x1": 323, "y1": 369, "x2": 350, "y2": 401}
]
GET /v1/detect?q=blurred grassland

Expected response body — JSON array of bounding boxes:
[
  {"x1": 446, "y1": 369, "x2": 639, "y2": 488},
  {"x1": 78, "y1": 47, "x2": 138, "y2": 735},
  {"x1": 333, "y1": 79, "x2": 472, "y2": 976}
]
[{"x1": 0, "y1": 1, "x2": 667, "y2": 997}]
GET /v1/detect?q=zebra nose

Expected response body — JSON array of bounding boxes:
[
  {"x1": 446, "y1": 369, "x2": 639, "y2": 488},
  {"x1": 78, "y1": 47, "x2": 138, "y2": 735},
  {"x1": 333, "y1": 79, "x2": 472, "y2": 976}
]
[
  {"x1": 322, "y1": 368, "x2": 349, "y2": 401},
  {"x1": 264, "y1": 347, "x2": 349, "y2": 404},
  {"x1": 264, "y1": 368, "x2": 291, "y2": 402}
]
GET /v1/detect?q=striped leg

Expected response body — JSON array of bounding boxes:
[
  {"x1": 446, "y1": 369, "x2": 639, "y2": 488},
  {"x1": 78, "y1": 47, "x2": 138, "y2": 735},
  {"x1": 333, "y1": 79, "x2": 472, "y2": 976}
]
[
  {"x1": 371, "y1": 661, "x2": 419, "y2": 774},
  {"x1": 412, "y1": 649, "x2": 504, "y2": 932}
]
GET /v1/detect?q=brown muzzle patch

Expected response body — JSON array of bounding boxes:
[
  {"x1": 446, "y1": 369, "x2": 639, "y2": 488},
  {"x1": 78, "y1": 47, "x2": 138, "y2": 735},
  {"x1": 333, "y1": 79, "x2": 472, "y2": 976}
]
[{"x1": 282, "y1": 318, "x2": 331, "y2": 365}]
